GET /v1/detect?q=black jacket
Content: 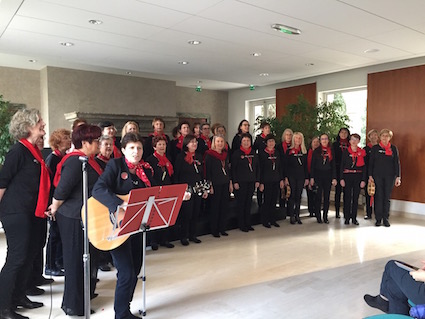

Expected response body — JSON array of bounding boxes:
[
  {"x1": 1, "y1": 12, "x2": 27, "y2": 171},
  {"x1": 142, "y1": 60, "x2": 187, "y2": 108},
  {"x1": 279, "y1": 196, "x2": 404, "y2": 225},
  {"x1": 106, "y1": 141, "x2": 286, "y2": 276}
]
[
  {"x1": 284, "y1": 149, "x2": 308, "y2": 180},
  {"x1": 205, "y1": 152, "x2": 231, "y2": 186},
  {"x1": 340, "y1": 148, "x2": 367, "y2": 181},
  {"x1": 173, "y1": 152, "x2": 204, "y2": 186},
  {"x1": 146, "y1": 154, "x2": 173, "y2": 186},
  {"x1": 231, "y1": 149, "x2": 259, "y2": 184},
  {"x1": 310, "y1": 147, "x2": 337, "y2": 180},
  {"x1": 368, "y1": 144, "x2": 401, "y2": 178},
  {"x1": 259, "y1": 148, "x2": 283, "y2": 184}
]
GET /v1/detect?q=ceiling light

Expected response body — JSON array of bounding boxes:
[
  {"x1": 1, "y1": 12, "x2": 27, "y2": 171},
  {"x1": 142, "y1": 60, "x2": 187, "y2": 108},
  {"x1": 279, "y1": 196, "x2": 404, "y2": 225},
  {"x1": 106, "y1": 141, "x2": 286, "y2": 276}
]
[
  {"x1": 188, "y1": 40, "x2": 201, "y2": 45},
  {"x1": 88, "y1": 19, "x2": 103, "y2": 25},
  {"x1": 271, "y1": 24, "x2": 301, "y2": 35},
  {"x1": 178, "y1": 61, "x2": 189, "y2": 65},
  {"x1": 126, "y1": 71, "x2": 132, "y2": 75},
  {"x1": 28, "y1": 59, "x2": 37, "y2": 63},
  {"x1": 364, "y1": 48, "x2": 380, "y2": 53},
  {"x1": 59, "y1": 42, "x2": 74, "y2": 47},
  {"x1": 251, "y1": 52, "x2": 262, "y2": 57},
  {"x1": 259, "y1": 73, "x2": 269, "y2": 77},
  {"x1": 305, "y1": 63, "x2": 314, "y2": 66}
]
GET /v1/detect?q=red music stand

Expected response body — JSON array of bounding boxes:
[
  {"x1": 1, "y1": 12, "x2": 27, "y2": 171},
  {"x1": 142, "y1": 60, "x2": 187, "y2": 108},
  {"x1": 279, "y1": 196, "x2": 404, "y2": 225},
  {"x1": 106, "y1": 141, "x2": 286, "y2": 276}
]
[{"x1": 113, "y1": 184, "x2": 187, "y2": 316}]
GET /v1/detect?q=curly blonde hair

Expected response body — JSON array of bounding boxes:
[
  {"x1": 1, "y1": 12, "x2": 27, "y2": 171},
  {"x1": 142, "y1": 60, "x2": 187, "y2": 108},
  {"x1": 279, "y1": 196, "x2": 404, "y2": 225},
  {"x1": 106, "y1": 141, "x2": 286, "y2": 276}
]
[{"x1": 9, "y1": 108, "x2": 41, "y2": 141}]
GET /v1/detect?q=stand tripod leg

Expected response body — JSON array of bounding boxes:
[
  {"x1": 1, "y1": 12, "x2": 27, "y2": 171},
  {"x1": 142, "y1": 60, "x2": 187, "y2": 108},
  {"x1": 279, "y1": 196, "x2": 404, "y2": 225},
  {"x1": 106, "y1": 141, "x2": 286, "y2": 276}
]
[{"x1": 139, "y1": 230, "x2": 147, "y2": 316}]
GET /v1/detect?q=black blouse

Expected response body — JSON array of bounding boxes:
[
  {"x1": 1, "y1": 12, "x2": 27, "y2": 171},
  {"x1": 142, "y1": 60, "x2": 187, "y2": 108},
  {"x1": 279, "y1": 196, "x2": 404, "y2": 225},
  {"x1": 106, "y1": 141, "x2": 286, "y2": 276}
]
[
  {"x1": 173, "y1": 152, "x2": 204, "y2": 186},
  {"x1": 146, "y1": 154, "x2": 172, "y2": 186},
  {"x1": 205, "y1": 152, "x2": 231, "y2": 186}
]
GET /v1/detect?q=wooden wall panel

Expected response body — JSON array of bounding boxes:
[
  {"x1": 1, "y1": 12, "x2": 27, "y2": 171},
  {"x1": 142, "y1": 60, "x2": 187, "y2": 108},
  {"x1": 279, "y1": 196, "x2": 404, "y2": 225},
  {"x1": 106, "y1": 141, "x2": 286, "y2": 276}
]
[
  {"x1": 367, "y1": 65, "x2": 425, "y2": 203},
  {"x1": 276, "y1": 83, "x2": 317, "y2": 118}
]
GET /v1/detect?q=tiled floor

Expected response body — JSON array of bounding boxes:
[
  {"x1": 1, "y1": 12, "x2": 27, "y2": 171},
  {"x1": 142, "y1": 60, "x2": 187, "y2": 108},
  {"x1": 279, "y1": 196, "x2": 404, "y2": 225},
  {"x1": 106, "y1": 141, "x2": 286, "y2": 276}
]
[{"x1": 1, "y1": 208, "x2": 424, "y2": 319}]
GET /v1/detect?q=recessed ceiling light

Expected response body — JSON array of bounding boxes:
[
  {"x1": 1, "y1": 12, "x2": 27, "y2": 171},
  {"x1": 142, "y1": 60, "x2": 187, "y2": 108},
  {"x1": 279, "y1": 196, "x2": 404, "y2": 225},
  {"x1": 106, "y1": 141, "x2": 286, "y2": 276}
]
[
  {"x1": 259, "y1": 73, "x2": 269, "y2": 77},
  {"x1": 59, "y1": 42, "x2": 74, "y2": 47},
  {"x1": 271, "y1": 24, "x2": 301, "y2": 35},
  {"x1": 364, "y1": 48, "x2": 380, "y2": 53},
  {"x1": 188, "y1": 40, "x2": 201, "y2": 45},
  {"x1": 126, "y1": 71, "x2": 132, "y2": 75},
  {"x1": 28, "y1": 59, "x2": 37, "y2": 63},
  {"x1": 178, "y1": 61, "x2": 189, "y2": 65},
  {"x1": 88, "y1": 19, "x2": 103, "y2": 25},
  {"x1": 305, "y1": 63, "x2": 314, "y2": 66},
  {"x1": 251, "y1": 52, "x2": 262, "y2": 57},
  {"x1": 197, "y1": 80, "x2": 202, "y2": 84}
]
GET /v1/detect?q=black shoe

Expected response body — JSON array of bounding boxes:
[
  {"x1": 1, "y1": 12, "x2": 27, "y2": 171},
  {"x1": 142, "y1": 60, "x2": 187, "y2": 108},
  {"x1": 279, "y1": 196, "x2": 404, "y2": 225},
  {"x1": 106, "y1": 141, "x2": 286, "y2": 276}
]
[
  {"x1": 240, "y1": 228, "x2": 249, "y2": 232},
  {"x1": 15, "y1": 296, "x2": 43, "y2": 309},
  {"x1": 0, "y1": 309, "x2": 29, "y2": 319},
  {"x1": 25, "y1": 287, "x2": 44, "y2": 296},
  {"x1": 352, "y1": 219, "x2": 359, "y2": 225},
  {"x1": 383, "y1": 219, "x2": 391, "y2": 227},
  {"x1": 324, "y1": 219, "x2": 329, "y2": 224},
  {"x1": 212, "y1": 233, "x2": 220, "y2": 238},
  {"x1": 271, "y1": 222, "x2": 280, "y2": 228},
  {"x1": 99, "y1": 263, "x2": 112, "y2": 271},
  {"x1": 189, "y1": 237, "x2": 202, "y2": 244},
  {"x1": 220, "y1": 231, "x2": 229, "y2": 236},
  {"x1": 45, "y1": 268, "x2": 65, "y2": 277},
  {"x1": 263, "y1": 224, "x2": 271, "y2": 228},
  {"x1": 248, "y1": 226, "x2": 255, "y2": 231},
  {"x1": 290, "y1": 217, "x2": 296, "y2": 225},
  {"x1": 161, "y1": 241, "x2": 175, "y2": 248},
  {"x1": 317, "y1": 219, "x2": 323, "y2": 224},
  {"x1": 336, "y1": 212, "x2": 340, "y2": 219},
  {"x1": 151, "y1": 243, "x2": 159, "y2": 251},
  {"x1": 61, "y1": 306, "x2": 95, "y2": 316},
  {"x1": 375, "y1": 220, "x2": 382, "y2": 227},
  {"x1": 34, "y1": 276, "x2": 54, "y2": 286},
  {"x1": 364, "y1": 294, "x2": 389, "y2": 313},
  {"x1": 180, "y1": 239, "x2": 189, "y2": 246},
  {"x1": 344, "y1": 219, "x2": 350, "y2": 225},
  {"x1": 364, "y1": 215, "x2": 372, "y2": 220},
  {"x1": 296, "y1": 218, "x2": 302, "y2": 224}
]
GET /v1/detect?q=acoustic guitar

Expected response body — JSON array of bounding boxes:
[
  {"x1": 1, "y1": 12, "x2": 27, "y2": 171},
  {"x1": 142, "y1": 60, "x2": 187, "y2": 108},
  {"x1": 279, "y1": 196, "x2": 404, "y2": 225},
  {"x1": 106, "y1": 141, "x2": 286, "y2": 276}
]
[{"x1": 82, "y1": 195, "x2": 129, "y2": 251}]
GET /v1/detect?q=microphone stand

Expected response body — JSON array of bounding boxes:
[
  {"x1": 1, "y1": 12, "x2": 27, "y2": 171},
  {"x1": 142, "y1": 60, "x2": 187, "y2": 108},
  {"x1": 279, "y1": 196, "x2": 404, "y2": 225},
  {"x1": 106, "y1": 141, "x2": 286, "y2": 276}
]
[{"x1": 79, "y1": 156, "x2": 91, "y2": 319}]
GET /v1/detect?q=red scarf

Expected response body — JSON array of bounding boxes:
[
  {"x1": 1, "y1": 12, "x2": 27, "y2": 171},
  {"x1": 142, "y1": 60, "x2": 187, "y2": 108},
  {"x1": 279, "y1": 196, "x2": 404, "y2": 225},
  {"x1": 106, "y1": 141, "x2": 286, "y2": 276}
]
[
  {"x1": 20, "y1": 139, "x2": 51, "y2": 218},
  {"x1": 339, "y1": 138, "x2": 349, "y2": 150},
  {"x1": 112, "y1": 138, "x2": 122, "y2": 158},
  {"x1": 282, "y1": 142, "x2": 290, "y2": 153},
  {"x1": 149, "y1": 132, "x2": 168, "y2": 143},
  {"x1": 240, "y1": 146, "x2": 252, "y2": 156},
  {"x1": 307, "y1": 148, "x2": 313, "y2": 173},
  {"x1": 125, "y1": 158, "x2": 152, "y2": 187},
  {"x1": 54, "y1": 150, "x2": 103, "y2": 187},
  {"x1": 322, "y1": 146, "x2": 333, "y2": 161},
  {"x1": 347, "y1": 146, "x2": 365, "y2": 167},
  {"x1": 175, "y1": 135, "x2": 184, "y2": 150},
  {"x1": 379, "y1": 142, "x2": 393, "y2": 156},
  {"x1": 97, "y1": 153, "x2": 110, "y2": 163},
  {"x1": 261, "y1": 133, "x2": 267, "y2": 139},
  {"x1": 205, "y1": 149, "x2": 227, "y2": 161},
  {"x1": 184, "y1": 151, "x2": 195, "y2": 165},
  {"x1": 200, "y1": 134, "x2": 211, "y2": 149},
  {"x1": 154, "y1": 151, "x2": 174, "y2": 176},
  {"x1": 367, "y1": 143, "x2": 373, "y2": 148},
  {"x1": 289, "y1": 146, "x2": 300, "y2": 155},
  {"x1": 53, "y1": 149, "x2": 64, "y2": 158}
]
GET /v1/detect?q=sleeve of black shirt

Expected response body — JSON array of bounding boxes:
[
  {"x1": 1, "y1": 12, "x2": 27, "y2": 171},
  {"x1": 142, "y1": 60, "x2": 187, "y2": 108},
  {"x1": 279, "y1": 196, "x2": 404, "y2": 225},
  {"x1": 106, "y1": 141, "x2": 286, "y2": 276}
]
[{"x1": 53, "y1": 157, "x2": 82, "y2": 201}]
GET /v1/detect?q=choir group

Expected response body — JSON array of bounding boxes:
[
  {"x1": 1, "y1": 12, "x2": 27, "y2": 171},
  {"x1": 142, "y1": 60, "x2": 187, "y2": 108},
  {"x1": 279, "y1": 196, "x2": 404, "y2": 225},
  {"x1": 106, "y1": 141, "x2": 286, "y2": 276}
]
[{"x1": 0, "y1": 108, "x2": 401, "y2": 319}]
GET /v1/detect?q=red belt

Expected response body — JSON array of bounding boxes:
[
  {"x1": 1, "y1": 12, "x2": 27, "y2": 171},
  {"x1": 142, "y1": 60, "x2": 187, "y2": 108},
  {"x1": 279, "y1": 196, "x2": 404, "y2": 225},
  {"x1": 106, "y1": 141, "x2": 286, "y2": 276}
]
[{"x1": 343, "y1": 169, "x2": 362, "y2": 173}]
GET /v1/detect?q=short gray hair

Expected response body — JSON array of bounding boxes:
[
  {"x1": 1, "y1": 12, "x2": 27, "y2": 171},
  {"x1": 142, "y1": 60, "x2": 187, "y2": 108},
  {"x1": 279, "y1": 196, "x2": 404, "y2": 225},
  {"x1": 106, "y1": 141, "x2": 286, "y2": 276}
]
[{"x1": 9, "y1": 108, "x2": 41, "y2": 140}]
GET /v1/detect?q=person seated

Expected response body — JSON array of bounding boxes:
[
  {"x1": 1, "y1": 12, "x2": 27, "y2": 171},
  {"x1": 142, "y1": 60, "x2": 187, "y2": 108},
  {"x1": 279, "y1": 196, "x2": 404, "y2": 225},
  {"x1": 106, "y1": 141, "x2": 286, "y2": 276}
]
[{"x1": 364, "y1": 260, "x2": 425, "y2": 315}]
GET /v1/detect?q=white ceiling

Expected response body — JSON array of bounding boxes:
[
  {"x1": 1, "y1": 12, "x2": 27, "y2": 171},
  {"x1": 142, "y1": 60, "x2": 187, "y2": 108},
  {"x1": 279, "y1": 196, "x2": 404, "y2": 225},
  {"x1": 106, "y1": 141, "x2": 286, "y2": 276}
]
[{"x1": 1, "y1": 0, "x2": 425, "y2": 90}]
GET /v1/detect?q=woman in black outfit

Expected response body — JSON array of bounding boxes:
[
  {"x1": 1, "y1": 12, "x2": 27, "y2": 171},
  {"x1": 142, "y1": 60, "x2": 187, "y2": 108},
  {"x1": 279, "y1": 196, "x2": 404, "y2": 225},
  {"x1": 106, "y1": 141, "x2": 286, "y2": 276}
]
[
  {"x1": 48, "y1": 124, "x2": 102, "y2": 316},
  {"x1": 168, "y1": 121, "x2": 190, "y2": 165},
  {"x1": 253, "y1": 122, "x2": 271, "y2": 208},
  {"x1": 340, "y1": 133, "x2": 367, "y2": 225},
  {"x1": 230, "y1": 119, "x2": 251, "y2": 158},
  {"x1": 310, "y1": 134, "x2": 337, "y2": 224},
  {"x1": 258, "y1": 134, "x2": 284, "y2": 228},
  {"x1": 368, "y1": 129, "x2": 401, "y2": 227},
  {"x1": 0, "y1": 109, "x2": 48, "y2": 319},
  {"x1": 174, "y1": 134, "x2": 208, "y2": 245},
  {"x1": 45, "y1": 128, "x2": 72, "y2": 277},
  {"x1": 306, "y1": 137, "x2": 320, "y2": 218},
  {"x1": 276, "y1": 128, "x2": 293, "y2": 218},
  {"x1": 205, "y1": 135, "x2": 232, "y2": 237},
  {"x1": 143, "y1": 117, "x2": 170, "y2": 160},
  {"x1": 364, "y1": 129, "x2": 379, "y2": 220},
  {"x1": 332, "y1": 127, "x2": 350, "y2": 218},
  {"x1": 231, "y1": 133, "x2": 259, "y2": 232},
  {"x1": 146, "y1": 135, "x2": 175, "y2": 249},
  {"x1": 92, "y1": 133, "x2": 155, "y2": 319},
  {"x1": 284, "y1": 132, "x2": 309, "y2": 225}
]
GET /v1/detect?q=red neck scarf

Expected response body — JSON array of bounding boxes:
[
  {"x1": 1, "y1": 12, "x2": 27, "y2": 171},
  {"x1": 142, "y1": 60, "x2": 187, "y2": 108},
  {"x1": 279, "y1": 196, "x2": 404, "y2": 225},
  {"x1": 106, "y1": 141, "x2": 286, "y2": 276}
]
[
  {"x1": 206, "y1": 149, "x2": 227, "y2": 161},
  {"x1": 53, "y1": 149, "x2": 64, "y2": 158},
  {"x1": 112, "y1": 137, "x2": 122, "y2": 158},
  {"x1": 289, "y1": 146, "x2": 301, "y2": 155},
  {"x1": 379, "y1": 142, "x2": 393, "y2": 156},
  {"x1": 240, "y1": 146, "x2": 252, "y2": 156},
  {"x1": 184, "y1": 151, "x2": 195, "y2": 165},
  {"x1": 307, "y1": 148, "x2": 313, "y2": 173},
  {"x1": 150, "y1": 132, "x2": 168, "y2": 143},
  {"x1": 322, "y1": 146, "x2": 333, "y2": 161},
  {"x1": 200, "y1": 134, "x2": 212, "y2": 149},
  {"x1": 347, "y1": 146, "x2": 365, "y2": 167},
  {"x1": 367, "y1": 143, "x2": 373, "y2": 148},
  {"x1": 154, "y1": 151, "x2": 174, "y2": 176},
  {"x1": 339, "y1": 138, "x2": 349, "y2": 150},
  {"x1": 282, "y1": 142, "x2": 290, "y2": 153},
  {"x1": 96, "y1": 153, "x2": 110, "y2": 163},
  {"x1": 54, "y1": 150, "x2": 103, "y2": 187},
  {"x1": 20, "y1": 139, "x2": 51, "y2": 218},
  {"x1": 261, "y1": 133, "x2": 267, "y2": 139},
  {"x1": 125, "y1": 158, "x2": 152, "y2": 187},
  {"x1": 176, "y1": 135, "x2": 184, "y2": 150}
]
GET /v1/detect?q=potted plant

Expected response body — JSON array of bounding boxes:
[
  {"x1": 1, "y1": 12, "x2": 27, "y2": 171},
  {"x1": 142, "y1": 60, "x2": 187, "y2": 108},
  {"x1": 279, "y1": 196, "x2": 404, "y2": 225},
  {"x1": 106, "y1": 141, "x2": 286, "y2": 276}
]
[{"x1": 0, "y1": 95, "x2": 17, "y2": 166}]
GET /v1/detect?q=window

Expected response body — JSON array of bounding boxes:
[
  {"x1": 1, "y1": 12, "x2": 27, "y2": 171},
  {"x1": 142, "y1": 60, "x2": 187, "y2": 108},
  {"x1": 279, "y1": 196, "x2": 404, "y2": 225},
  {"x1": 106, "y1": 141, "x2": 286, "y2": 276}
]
[{"x1": 246, "y1": 98, "x2": 276, "y2": 133}]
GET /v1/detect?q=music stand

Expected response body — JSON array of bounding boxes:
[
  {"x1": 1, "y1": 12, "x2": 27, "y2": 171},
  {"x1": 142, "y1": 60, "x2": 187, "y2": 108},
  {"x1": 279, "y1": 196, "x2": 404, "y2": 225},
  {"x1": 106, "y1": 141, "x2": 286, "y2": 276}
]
[{"x1": 111, "y1": 184, "x2": 187, "y2": 316}]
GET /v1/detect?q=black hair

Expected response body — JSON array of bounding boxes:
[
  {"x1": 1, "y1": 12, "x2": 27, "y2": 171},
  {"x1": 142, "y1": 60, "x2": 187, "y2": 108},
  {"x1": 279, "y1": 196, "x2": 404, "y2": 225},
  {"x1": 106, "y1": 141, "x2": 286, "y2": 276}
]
[{"x1": 121, "y1": 133, "x2": 144, "y2": 149}]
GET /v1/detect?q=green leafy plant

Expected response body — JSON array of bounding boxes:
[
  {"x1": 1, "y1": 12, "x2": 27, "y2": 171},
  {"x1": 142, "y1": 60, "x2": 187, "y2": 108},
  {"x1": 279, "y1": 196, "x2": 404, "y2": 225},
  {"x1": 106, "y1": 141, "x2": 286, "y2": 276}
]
[
  {"x1": 255, "y1": 95, "x2": 350, "y2": 144},
  {"x1": 0, "y1": 95, "x2": 16, "y2": 165}
]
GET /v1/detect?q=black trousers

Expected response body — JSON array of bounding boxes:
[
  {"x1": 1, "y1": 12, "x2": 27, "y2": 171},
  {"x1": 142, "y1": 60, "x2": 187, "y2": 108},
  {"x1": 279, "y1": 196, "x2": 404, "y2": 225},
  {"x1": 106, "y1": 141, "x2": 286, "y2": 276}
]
[
  {"x1": 334, "y1": 170, "x2": 343, "y2": 215},
  {"x1": 177, "y1": 194, "x2": 201, "y2": 240},
  {"x1": 261, "y1": 182, "x2": 279, "y2": 225},
  {"x1": 209, "y1": 183, "x2": 230, "y2": 235},
  {"x1": 45, "y1": 219, "x2": 63, "y2": 270},
  {"x1": 0, "y1": 213, "x2": 38, "y2": 309},
  {"x1": 57, "y1": 213, "x2": 97, "y2": 315},
  {"x1": 110, "y1": 234, "x2": 143, "y2": 319},
  {"x1": 342, "y1": 173, "x2": 362, "y2": 221},
  {"x1": 287, "y1": 177, "x2": 304, "y2": 218},
  {"x1": 28, "y1": 217, "x2": 47, "y2": 288},
  {"x1": 315, "y1": 175, "x2": 332, "y2": 221},
  {"x1": 306, "y1": 187, "x2": 316, "y2": 216},
  {"x1": 365, "y1": 191, "x2": 374, "y2": 218},
  {"x1": 235, "y1": 182, "x2": 255, "y2": 230},
  {"x1": 374, "y1": 175, "x2": 395, "y2": 222}
]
